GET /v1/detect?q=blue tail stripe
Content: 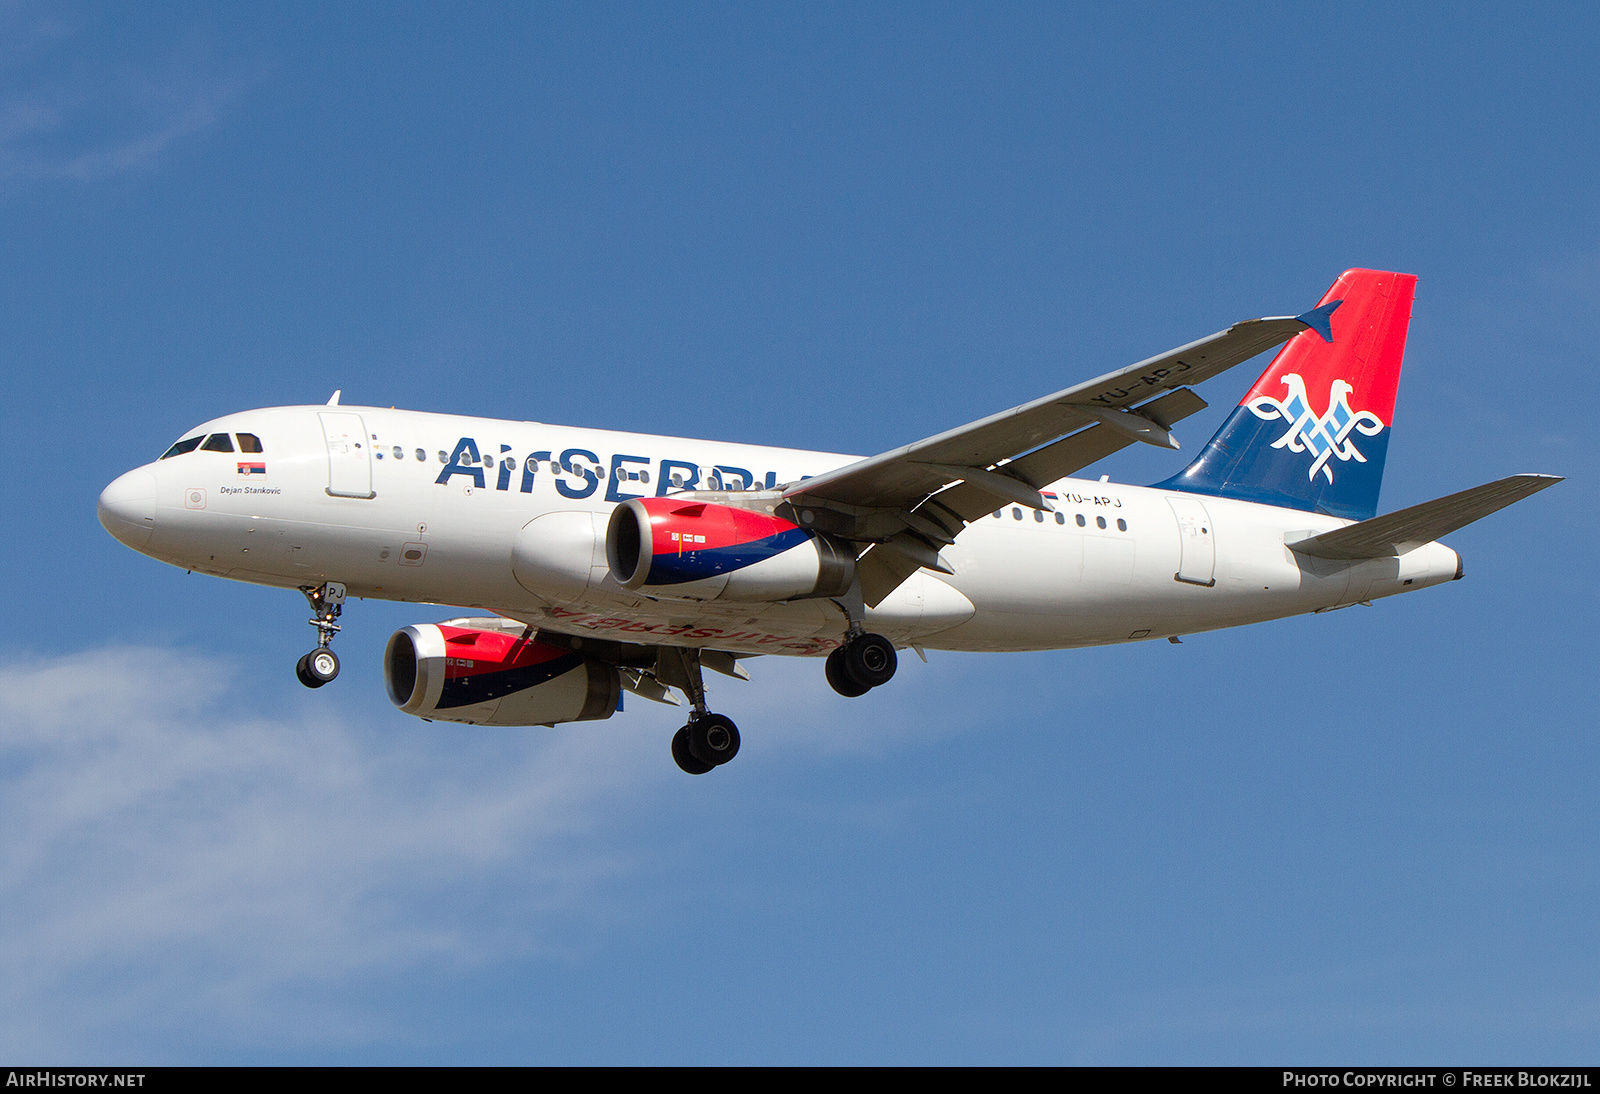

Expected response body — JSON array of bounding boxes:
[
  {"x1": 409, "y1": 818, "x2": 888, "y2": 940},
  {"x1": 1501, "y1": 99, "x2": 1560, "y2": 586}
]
[{"x1": 1153, "y1": 406, "x2": 1389, "y2": 521}]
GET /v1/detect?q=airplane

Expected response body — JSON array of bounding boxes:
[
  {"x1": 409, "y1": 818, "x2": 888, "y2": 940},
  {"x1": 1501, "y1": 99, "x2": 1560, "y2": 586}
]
[{"x1": 97, "y1": 269, "x2": 1560, "y2": 774}]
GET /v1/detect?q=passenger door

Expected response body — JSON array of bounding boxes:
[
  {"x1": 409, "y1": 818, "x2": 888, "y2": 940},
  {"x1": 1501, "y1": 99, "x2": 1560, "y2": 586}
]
[
  {"x1": 1167, "y1": 496, "x2": 1215, "y2": 586},
  {"x1": 319, "y1": 412, "x2": 375, "y2": 499}
]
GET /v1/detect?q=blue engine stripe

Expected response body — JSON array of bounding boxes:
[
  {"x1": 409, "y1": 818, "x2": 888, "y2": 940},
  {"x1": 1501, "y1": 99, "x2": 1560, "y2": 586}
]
[
  {"x1": 439, "y1": 652, "x2": 585, "y2": 709},
  {"x1": 646, "y1": 526, "x2": 813, "y2": 586}
]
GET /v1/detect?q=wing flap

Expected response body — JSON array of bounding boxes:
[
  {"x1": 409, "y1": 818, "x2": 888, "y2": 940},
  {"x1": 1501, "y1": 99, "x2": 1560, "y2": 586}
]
[
  {"x1": 1287, "y1": 474, "x2": 1563, "y2": 560},
  {"x1": 1002, "y1": 387, "x2": 1207, "y2": 492},
  {"x1": 857, "y1": 387, "x2": 1212, "y2": 606}
]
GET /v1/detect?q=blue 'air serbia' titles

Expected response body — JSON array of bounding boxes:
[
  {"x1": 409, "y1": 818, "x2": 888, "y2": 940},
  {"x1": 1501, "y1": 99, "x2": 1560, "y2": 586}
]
[
  {"x1": 432, "y1": 436, "x2": 789, "y2": 499},
  {"x1": 99, "y1": 270, "x2": 1561, "y2": 774}
]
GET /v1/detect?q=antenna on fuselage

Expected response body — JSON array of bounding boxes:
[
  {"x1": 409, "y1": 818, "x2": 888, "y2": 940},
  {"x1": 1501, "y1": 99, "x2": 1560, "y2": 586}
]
[{"x1": 326, "y1": 390, "x2": 341, "y2": 406}]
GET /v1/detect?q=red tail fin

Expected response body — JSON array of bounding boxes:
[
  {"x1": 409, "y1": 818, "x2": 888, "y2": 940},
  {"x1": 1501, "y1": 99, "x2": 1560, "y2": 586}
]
[{"x1": 1155, "y1": 269, "x2": 1417, "y2": 521}]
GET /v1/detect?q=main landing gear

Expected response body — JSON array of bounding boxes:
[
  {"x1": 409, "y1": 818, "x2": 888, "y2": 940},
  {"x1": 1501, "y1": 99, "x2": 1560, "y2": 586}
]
[
  {"x1": 657, "y1": 647, "x2": 741, "y2": 775},
  {"x1": 671, "y1": 713, "x2": 740, "y2": 775},
  {"x1": 295, "y1": 582, "x2": 345, "y2": 689},
  {"x1": 825, "y1": 632, "x2": 898, "y2": 698}
]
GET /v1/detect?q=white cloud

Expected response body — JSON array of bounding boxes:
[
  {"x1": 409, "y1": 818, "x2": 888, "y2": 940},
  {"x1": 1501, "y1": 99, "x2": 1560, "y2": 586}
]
[
  {"x1": 0, "y1": 5, "x2": 252, "y2": 187},
  {"x1": 0, "y1": 642, "x2": 965, "y2": 1057},
  {"x1": 0, "y1": 645, "x2": 681, "y2": 1055},
  {"x1": 0, "y1": 76, "x2": 245, "y2": 183}
]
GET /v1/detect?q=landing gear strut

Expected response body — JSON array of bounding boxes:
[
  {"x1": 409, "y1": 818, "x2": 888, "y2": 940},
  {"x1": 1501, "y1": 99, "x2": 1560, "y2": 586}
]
[
  {"x1": 295, "y1": 582, "x2": 345, "y2": 689},
  {"x1": 825, "y1": 580, "x2": 898, "y2": 698},
  {"x1": 825, "y1": 632, "x2": 898, "y2": 696},
  {"x1": 657, "y1": 647, "x2": 741, "y2": 774}
]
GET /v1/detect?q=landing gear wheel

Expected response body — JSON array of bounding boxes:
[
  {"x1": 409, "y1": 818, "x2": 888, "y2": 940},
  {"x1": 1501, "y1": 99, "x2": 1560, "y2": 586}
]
[
  {"x1": 687, "y1": 713, "x2": 741, "y2": 767},
  {"x1": 841, "y1": 633, "x2": 897, "y2": 690},
  {"x1": 296, "y1": 583, "x2": 346, "y2": 689},
  {"x1": 672, "y1": 727, "x2": 715, "y2": 775},
  {"x1": 826, "y1": 647, "x2": 870, "y2": 697},
  {"x1": 297, "y1": 648, "x2": 340, "y2": 688}
]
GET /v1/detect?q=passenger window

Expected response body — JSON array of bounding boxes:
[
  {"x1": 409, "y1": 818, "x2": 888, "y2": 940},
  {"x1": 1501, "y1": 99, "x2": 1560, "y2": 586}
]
[
  {"x1": 1034, "y1": 510, "x2": 1044, "y2": 522},
  {"x1": 639, "y1": 470, "x2": 650, "y2": 483},
  {"x1": 1117, "y1": 518, "x2": 1127, "y2": 532},
  {"x1": 415, "y1": 449, "x2": 426, "y2": 462},
  {"x1": 1055, "y1": 513, "x2": 1065, "y2": 525},
  {"x1": 438, "y1": 451, "x2": 448, "y2": 463},
  {"x1": 1096, "y1": 516, "x2": 1107, "y2": 529},
  {"x1": 993, "y1": 511, "x2": 1002, "y2": 519},
  {"x1": 236, "y1": 433, "x2": 263, "y2": 453},
  {"x1": 393, "y1": 446, "x2": 404, "y2": 459},
  {"x1": 1012, "y1": 508, "x2": 1023, "y2": 520},
  {"x1": 201, "y1": 434, "x2": 235, "y2": 453},
  {"x1": 160, "y1": 436, "x2": 203, "y2": 459},
  {"x1": 1075, "y1": 514, "x2": 1086, "y2": 527}
]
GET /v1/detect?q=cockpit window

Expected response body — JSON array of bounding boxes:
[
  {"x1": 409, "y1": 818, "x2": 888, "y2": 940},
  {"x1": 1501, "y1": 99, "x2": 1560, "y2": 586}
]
[
  {"x1": 236, "y1": 433, "x2": 263, "y2": 453},
  {"x1": 201, "y1": 433, "x2": 235, "y2": 452},
  {"x1": 160, "y1": 436, "x2": 204, "y2": 459}
]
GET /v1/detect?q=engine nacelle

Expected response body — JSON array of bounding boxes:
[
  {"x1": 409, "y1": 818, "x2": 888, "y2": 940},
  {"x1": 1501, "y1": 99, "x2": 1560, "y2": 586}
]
[
  {"x1": 606, "y1": 497, "x2": 855, "y2": 602},
  {"x1": 384, "y1": 619, "x2": 620, "y2": 726}
]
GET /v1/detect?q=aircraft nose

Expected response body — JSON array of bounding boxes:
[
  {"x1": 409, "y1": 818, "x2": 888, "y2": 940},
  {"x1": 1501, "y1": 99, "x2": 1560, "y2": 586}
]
[{"x1": 98, "y1": 468, "x2": 157, "y2": 550}]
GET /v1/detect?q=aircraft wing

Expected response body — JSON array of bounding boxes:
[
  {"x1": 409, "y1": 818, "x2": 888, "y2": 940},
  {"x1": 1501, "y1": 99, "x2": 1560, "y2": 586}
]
[
  {"x1": 780, "y1": 301, "x2": 1340, "y2": 604},
  {"x1": 786, "y1": 304, "x2": 1336, "y2": 513}
]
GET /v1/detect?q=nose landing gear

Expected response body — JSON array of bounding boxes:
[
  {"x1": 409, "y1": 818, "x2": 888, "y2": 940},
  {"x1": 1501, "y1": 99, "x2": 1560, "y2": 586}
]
[{"x1": 295, "y1": 582, "x2": 345, "y2": 688}]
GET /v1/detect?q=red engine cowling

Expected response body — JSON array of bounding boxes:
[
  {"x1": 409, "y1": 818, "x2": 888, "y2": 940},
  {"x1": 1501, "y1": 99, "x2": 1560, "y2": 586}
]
[
  {"x1": 606, "y1": 497, "x2": 855, "y2": 602},
  {"x1": 384, "y1": 620, "x2": 620, "y2": 726}
]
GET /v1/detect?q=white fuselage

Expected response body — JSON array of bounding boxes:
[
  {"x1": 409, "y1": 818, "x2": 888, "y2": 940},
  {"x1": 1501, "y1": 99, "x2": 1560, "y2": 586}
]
[{"x1": 100, "y1": 404, "x2": 1461, "y2": 656}]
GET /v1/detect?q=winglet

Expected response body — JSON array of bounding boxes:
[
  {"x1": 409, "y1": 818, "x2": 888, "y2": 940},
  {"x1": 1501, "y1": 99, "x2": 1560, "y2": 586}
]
[
  {"x1": 327, "y1": 390, "x2": 342, "y2": 406},
  {"x1": 1295, "y1": 299, "x2": 1342, "y2": 343}
]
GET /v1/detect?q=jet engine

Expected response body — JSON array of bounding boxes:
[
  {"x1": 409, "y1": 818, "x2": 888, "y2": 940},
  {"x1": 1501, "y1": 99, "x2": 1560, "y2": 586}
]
[
  {"x1": 606, "y1": 497, "x2": 855, "y2": 602},
  {"x1": 384, "y1": 619, "x2": 620, "y2": 726}
]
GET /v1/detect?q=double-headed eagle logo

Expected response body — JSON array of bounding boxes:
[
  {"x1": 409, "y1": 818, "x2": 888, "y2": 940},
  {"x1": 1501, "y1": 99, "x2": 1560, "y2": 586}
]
[{"x1": 1246, "y1": 374, "x2": 1386, "y2": 483}]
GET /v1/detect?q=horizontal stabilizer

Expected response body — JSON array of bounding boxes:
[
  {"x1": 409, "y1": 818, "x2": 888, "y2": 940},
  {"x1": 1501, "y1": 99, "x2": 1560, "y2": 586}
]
[{"x1": 1287, "y1": 474, "x2": 1563, "y2": 560}]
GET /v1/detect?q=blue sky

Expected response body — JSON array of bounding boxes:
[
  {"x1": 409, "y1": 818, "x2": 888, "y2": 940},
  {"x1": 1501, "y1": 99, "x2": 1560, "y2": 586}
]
[{"x1": 0, "y1": 1, "x2": 1594, "y2": 1063}]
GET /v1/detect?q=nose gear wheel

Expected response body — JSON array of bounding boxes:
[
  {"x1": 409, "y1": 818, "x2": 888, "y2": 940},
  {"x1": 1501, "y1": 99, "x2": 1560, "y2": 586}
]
[
  {"x1": 295, "y1": 582, "x2": 346, "y2": 688},
  {"x1": 296, "y1": 648, "x2": 341, "y2": 688}
]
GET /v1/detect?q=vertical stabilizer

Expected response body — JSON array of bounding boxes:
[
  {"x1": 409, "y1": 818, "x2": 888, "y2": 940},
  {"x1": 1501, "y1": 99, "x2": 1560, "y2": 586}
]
[{"x1": 1153, "y1": 268, "x2": 1416, "y2": 521}]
